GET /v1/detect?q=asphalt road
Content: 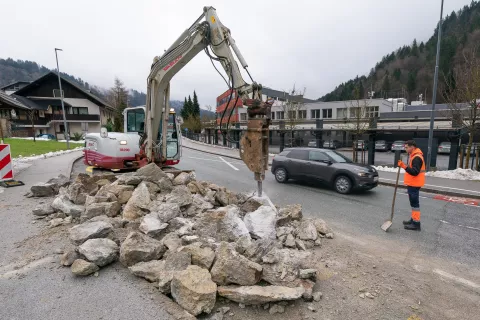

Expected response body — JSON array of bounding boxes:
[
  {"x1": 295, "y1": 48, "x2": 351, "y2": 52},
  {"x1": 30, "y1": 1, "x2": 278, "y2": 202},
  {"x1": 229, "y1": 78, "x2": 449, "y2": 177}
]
[{"x1": 175, "y1": 148, "x2": 480, "y2": 272}]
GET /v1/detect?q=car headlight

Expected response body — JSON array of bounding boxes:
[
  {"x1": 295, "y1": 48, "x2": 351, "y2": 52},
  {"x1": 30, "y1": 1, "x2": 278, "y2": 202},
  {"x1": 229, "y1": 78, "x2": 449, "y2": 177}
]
[{"x1": 357, "y1": 172, "x2": 368, "y2": 177}]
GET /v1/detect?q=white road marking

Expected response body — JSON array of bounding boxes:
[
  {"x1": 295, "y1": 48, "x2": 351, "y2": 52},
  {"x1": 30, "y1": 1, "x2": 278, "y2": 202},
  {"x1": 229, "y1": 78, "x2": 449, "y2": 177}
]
[
  {"x1": 219, "y1": 156, "x2": 239, "y2": 171},
  {"x1": 0, "y1": 256, "x2": 54, "y2": 279},
  {"x1": 433, "y1": 269, "x2": 480, "y2": 290},
  {"x1": 380, "y1": 178, "x2": 480, "y2": 195},
  {"x1": 439, "y1": 219, "x2": 480, "y2": 231},
  {"x1": 398, "y1": 192, "x2": 428, "y2": 199},
  {"x1": 188, "y1": 156, "x2": 224, "y2": 162}
]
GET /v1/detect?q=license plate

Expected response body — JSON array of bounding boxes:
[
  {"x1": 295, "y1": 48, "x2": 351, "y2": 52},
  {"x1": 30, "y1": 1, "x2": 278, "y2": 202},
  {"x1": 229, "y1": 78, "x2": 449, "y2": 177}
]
[{"x1": 374, "y1": 176, "x2": 379, "y2": 182}]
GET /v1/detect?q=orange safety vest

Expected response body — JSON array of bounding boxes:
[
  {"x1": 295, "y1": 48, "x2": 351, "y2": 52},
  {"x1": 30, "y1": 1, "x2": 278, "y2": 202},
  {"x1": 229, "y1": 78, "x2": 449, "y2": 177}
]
[{"x1": 404, "y1": 148, "x2": 426, "y2": 187}]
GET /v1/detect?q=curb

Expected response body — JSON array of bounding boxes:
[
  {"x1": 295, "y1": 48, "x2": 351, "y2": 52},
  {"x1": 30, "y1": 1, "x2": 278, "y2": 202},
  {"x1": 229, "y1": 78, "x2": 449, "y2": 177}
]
[
  {"x1": 182, "y1": 145, "x2": 273, "y2": 165},
  {"x1": 378, "y1": 180, "x2": 480, "y2": 200},
  {"x1": 68, "y1": 153, "x2": 84, "y2": 177}
]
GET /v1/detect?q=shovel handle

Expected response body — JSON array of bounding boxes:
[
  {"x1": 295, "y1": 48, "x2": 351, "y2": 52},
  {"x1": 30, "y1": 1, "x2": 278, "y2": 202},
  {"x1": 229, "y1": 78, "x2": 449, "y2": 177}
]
[{"x1": 390, "y1": 166, "x2": 401, "y2": 221}]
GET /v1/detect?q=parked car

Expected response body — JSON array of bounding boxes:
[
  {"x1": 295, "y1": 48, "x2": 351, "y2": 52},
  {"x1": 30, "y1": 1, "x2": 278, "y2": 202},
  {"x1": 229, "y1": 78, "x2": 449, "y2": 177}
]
[
  {"x1": 271, "y1": 147, "x2": 379, "y2": 194},
  {"x1": 323, "y1": 140, "x2": 342, "y2": 149},
  {"x1": 462, "y1": 142, "x2": 480, "y2": 155},
  {"x1": 375, "y1": 140, "x2": 391, "y2": 151},
  {"x1": 36, "y1": 134, "x2": 56, "y2": 140},
  {"x1": 391, "y1": 140, "x2": 406, "y2": 152},
  {"x1": 355, "y1": 140, "x2": 368, "y2": 150},
  {"x1": 437, "y1": 142, "x2": 451, "y2": 154},
  {"x1": 308, "y1": 140, "x2": 318, "y2": 147}
]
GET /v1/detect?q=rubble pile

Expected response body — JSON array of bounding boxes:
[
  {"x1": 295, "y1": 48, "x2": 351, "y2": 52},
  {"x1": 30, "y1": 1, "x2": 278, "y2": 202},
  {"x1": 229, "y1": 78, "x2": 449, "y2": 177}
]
[{"x1": 30, "y1": 164, "x2": 333, "y2": 317}]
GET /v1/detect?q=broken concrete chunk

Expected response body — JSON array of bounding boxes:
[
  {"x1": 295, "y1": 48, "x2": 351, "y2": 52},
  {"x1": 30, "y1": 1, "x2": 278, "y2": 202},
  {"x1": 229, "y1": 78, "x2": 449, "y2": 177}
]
[
  {"x1": 129, "y1": 260, "x2": 166, "y2": 282},
  {"x1": 296, "y1": 221, "x2": 318, "y2": 241},
  {"x1": 69, "y1": 220, "x2": 113, "y2": 244},
  {"x1": 171, "y1": 265, "x2": 217, "y2": 316},
  {"x1": 71, "y1": 259, "x2": 99, "y2": 276},
  {"x1": 32, "y1": 202, "x2": 55, "y2": 216},
  {"x1": 83, "y1": 201, "x2": 121, "y2": 220},
  {"x1": 78, "y1": 238, "x2": 119, "y2": 267},
  {"x1": 217, "y1": 285, "x2": 305, "y2": 304},
  {"x1": 244, "y1": 206, "x2": 277, "y2": 240},
  {"x1": 215, "y1": 189, "x2": 238, "y2": 207},
  {"x1": 211, "y1": 242, "x2": 262, "y2": 286},
  {"x1": 173, "y1": 172, "x2": 194, "y2": 186},
  {"x1": 52, "y1": 195, "x2": 84, "y2": 217},
  {"x1": 139, "y1": 213, "x2": 169, "y2": 238},
  {"x1": 240, "y1": 197, "x2": 263, "y2": 213},
  {"x1": 134, "y1": 163, "x2": 167, "y2": 181},
  {"x1": 192, "y1": 194, "x2": 214, "y2": 211},
  {"x1": 277, "y1": 204, "x2": 302, "y2": 226},
  {"x1": 194, "y1": 205, "x2": 250, "y2": 242},
  {"x1": 31, "y1": 183, "x2": 56, "y2": 197},
  {"x1": 269, "y1": 304, "x2": 285, "y2": 314},
  {"x1": 149, "y1": 202, "x2": 181, "y2": 223},
  {"x1": 299, "y1": 269, "x2": 317, "y2": 280},
  {"x1": 122, "y1": 183, "x2": 151, "y2": 221},
  {"x1": 311, "y1": 218, "x2": 331, "y2": 235},
  {"x1": 284, "y1": 234, "x2": 296, "y2": 248},
  {"x1": 165, "y1": 185, "x2": 192, "y2": 207},
  {"x1": 120, "y1": 232, "x2": 166, "y2": 267},
  {"x1": 162, "y1": 233, "x2": 182, "y2": 252},
  {"x1": 180, "y1": 242, "x2": 215, "y2": 270}
]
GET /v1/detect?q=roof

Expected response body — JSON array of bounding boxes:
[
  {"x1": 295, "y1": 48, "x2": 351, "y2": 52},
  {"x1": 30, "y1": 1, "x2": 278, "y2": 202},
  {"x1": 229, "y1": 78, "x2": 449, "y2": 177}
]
[
  {"x1": 14, "y1": 72, "x2": 113, "y2": 110},
  {"x1": 0, "y1": 81, "x2": 31, "y2": 91},
  {"x1": 263, "y1": 87, "x2": 316, "y2": 103},
  {"x1": 0, "y1": 91, "x2": 30, "y2": 110}
]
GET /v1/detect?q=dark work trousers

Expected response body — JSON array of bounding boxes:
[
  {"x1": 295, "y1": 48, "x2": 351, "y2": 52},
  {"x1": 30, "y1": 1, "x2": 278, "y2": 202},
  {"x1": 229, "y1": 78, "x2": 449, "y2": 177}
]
[{"x1": 407, "y1": 186, "x2": 421, "y2": 221}]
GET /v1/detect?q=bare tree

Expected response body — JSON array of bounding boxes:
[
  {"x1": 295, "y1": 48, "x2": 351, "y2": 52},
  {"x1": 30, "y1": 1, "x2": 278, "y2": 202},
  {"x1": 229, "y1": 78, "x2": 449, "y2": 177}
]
[
  {"x1": 279, "y1": 86, "x2": 306, "y2": 147},
  {"x1": 344, "y1": 87, "x2": 371, "y2": 163},
  {"x1": 444, "y1": 47, "x2": 480, "y2": 166},
  {"x1": 26, "y1": 109, "x2": 37, "y2": 142},
  {"x1": 107, "y1": 77, "x2": 128, "y2": 132}
]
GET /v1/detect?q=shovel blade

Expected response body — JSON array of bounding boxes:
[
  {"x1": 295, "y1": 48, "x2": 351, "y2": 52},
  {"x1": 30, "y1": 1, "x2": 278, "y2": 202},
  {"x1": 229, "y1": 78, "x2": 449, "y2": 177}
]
[{"x1": 381, "y1": 220, "x2": 393, "y2": 232}]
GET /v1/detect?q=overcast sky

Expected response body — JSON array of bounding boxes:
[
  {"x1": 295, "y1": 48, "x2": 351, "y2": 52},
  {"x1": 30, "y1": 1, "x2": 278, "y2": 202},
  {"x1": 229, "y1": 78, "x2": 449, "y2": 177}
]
[{"x1": 1, "y1": 0, "x2": 472, "y2": 107}]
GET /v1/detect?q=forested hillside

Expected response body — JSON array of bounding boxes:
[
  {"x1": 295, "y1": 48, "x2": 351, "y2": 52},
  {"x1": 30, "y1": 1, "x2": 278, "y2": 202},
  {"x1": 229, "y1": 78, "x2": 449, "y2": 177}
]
[{"x1": 319, "y1": 1, "x2": 480, "y2": 103}]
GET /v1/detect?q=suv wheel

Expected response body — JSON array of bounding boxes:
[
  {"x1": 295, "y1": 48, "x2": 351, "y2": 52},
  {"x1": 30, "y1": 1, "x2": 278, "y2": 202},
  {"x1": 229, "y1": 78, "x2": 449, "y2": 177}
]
[
  {"x1": 274, "y1": 168, "x2": 288, "y2": 183},
  {"x1": 334, "y1": 175, "x2": 352, "y2": 194}
]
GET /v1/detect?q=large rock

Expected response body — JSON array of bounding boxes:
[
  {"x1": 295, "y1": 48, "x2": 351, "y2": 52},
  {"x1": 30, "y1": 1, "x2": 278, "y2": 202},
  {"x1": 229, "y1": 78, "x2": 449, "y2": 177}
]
[
  {"x1": 78, "y1": 238, "x2": 119, "y2": 267},
  {"x1": 32, "y1": 202, "x2": 55, "y2": 216},
  {"x1": 165, "y1": 185, "x2": 192, "y2": 207},
  {"x1": 85, "y1": 193, "x2": 117, "y2": 208},
  {"x1": 244, "y1": 206, "x2": 277, "y2": 240},
  {"x1": 187, "y1": 181, "x2": 207, "y2": 196},
  {"x1": 276, "y1": 204, "x2": 302, "y2": 226},
  {"x1": 192, "y1": 194, "x2": 214, "y2": 211},
  {"x1": 71, "y1": 259, "x2": 99, "y2": 276},
  {"x1": 60, "y1": 249, "x2": 81, "y2": 266},
  {"x1": 46, "y1": 174, "x2": 70, "y2": 193},
  {"x1": 217, "y1": 285, "x2": 305, "y2": 305},
  {"x1": 117, "y1": 175, "x2": 143, "y2": 186},
  {"x1": 67, "y1": 182, "x2": 89, "y2": 205},
  {"x1": 139, "y1": 213, "x2": 168, "y2": 238},
  {"x1": 134, "y1": 163, "x2": 167, "y2": 181},
  {"x1": 120, "y1": 232, "x2": 166, "y2": 267},
  {"x1": 69, "y1": 221, "x2": 113, "y2": 244},
  {"x1": 52, "y1": 195, "x2": 84, "y2": 217},
  {"x1": 162, "y1": 233, "x2": 182, "y2": 252},
  {"x1": 211, "y1": 242, "x2": 262, "y2": 286},
  {"x1": 31, "y1": 183, "x2": 56, "y2": 197},
  {"x1": 194, "y1": 205, "x2": 250, "y2": 242},
  {"x1": 261, "y1": 249, "x2": 312, "y2": 287},
  {"x1": 82, "y1": 201, "x2": 121, "y2": 220},
  {"x1": 240, "y1": 197, "x2": 263, "y2": 213},
  {"x1": 243, "y1": 238, "x2": 277, "y2": 263},
  {"x1": 215, "y1": 189, "x2": 238, "y2": 207},
  {"x1": 156, "y1": 177, "x2": 174, "y2": 193},
  {"x1": 167, "y1": 217, "x2": 193, "y2": 237},
  {"x1": 122, "y1": 182, "x2": 151, "y2": 221},
  {"x1": 157, "y1": 251, "x2": 192, "y2": 294},
  {"x1": 97, "y1": 182, "x2": 134, "y2": 204},
  {"x1": 180, "y1": 242, "x2": 215, "y2": 270},
  {"x1": 129, "y1": 260, "x2": 166, "y2": 282},
  {"x1": 171, "y1": 265, "x2": 217, "y2": 316},
  {"x1": 311, "y1": 218, "x2": 331, "y2": 235},
  {"x1": 173, "y1": 172, "x2": 194, "y2": 186},
  {"x1": 149, "y1": 202, "x2": 181, "y2": 223},
  {"x1": 296, "y1": 220, "x2": 318, "y2": 241}
]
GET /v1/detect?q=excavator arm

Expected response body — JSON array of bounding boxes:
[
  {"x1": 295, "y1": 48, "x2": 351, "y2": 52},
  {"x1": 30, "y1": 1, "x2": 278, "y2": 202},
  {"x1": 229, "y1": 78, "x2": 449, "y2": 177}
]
[{"x1": 143, "y1": 6, "x2": 271, "y2": 196}]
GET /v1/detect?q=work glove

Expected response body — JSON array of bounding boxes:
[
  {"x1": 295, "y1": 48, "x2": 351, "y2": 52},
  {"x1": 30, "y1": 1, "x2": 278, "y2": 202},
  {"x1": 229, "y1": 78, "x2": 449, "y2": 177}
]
[{"x1": 397, "y1": 160, "x2": 407, "y2": 169}]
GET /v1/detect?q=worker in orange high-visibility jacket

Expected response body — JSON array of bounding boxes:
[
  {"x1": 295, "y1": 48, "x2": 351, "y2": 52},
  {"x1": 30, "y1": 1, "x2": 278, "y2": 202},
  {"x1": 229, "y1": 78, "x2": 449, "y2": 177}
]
[{"x1": 397, "y1": 140, "x2": 425, "y2": 231}]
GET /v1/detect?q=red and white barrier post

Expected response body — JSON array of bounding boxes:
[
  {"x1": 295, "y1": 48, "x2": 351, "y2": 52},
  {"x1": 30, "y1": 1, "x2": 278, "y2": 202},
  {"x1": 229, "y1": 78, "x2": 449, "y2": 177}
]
[{"x1": 0, "y1": 144, "x2": 14, "y2": 182}]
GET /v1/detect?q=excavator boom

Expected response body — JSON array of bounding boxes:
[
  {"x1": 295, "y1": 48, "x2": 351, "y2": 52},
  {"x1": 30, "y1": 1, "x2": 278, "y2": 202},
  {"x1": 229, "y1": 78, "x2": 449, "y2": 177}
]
[{"x1": 142, "y1": 6, "x2": 271, "y2": 196}]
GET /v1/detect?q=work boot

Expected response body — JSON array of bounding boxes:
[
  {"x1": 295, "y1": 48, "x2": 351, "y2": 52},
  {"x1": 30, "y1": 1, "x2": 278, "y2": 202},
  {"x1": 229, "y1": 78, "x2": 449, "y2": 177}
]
[
  {"x1": 403, "y1": 218, "x2": 413, "y2": 225},
  {"x1": 404, "y1": 221, "x2": 421, "y2": 231}
]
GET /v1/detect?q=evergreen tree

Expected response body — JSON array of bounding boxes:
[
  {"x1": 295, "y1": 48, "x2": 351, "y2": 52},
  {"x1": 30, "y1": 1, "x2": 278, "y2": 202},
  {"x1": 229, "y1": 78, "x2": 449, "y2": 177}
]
[
  {"x1": 181, "y1": 97, "x2": 189, "y2": 119},
  {"x1": 407, "y1": 71, "x2": 417, "y2": 93},
  {"x1": 393, "y1": 68, "x2": 402, "y2": 81},
  {"x1": 382, "y1": 75, "x2": 391, "y2": 93},
  {"x1": 419, "y1": 41, "x2": 425, "y2": 53},
  {"x1": 192, "y1": 91, "x2": 200, "y2": 117},
  {"x1": 187, "y1": 95, "x2": 193, "y2": 116},
  {"x1": 411, "y1": 39, "x2": 419, "y2": 57}
]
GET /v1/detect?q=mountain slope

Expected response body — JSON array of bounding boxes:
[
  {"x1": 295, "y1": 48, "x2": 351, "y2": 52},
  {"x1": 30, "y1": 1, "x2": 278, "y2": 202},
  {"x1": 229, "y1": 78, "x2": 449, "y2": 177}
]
[{"x1": 319, "y1": 1, "x2": 480, "y2": 103}]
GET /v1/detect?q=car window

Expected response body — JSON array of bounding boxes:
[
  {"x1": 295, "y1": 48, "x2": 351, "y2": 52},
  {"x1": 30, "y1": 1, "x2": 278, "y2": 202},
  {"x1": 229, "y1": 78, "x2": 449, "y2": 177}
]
[
  {"x1": 309, "y1": 151, "x2": 329, "y2": 161},
  {"x1": 286, "y1": 149, "x2": 309, "y2": 160},
  {"x1": 376, "y1": 140, "x2": 386, "y2": 143},
  {"x1": 394, "y1": 141, "x2": 404, "y2": 144},
  {"x1": 324, "y1": 150, "x2": 352, "y2": 163},
  {"x1": 278, "y1": 150, "x2": 290, "y2": 156}
]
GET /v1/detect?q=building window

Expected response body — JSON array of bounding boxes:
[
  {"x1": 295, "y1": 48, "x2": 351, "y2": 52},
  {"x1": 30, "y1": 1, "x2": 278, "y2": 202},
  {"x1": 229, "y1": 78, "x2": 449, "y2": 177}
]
[
  {"x1": 287, "y1": 111, "x2": 296, "y2": 119},
  {"x1": 298, "y1": 110, "x2": 307, "y2": 119},
  {"x1": 350, "y1": 107, "x2": 364, "y2": 118},
  {"x1": 53, "y1": 89, "x2": 64, "y2": 98},
  {"x1": 81, "y1": 122, "x2": 89, "y2": 131},
  {"x1": 311, "y1": 109, "x2": 320, "y2": 119},
  {"x1": 271, "y1": 112, "x2": 275, "y2": 120},
  {"x1": 337, "y1": 108, "x2": 347, "y2": 119},
  {"x1": 72, "y1": 107, "x2": 89, "y2": 115},
  {"x1": 240, "y1": 113, "x2": 247, "y2": 121},
  {"x1": 322, "y1": 109, "x2": 332, "y2": 119},
  {"x1": 276, "y1": 111, "x2": 285, "y2": 120},
  {"x1": 366, "y1": 106, "x2": 379, "y2": 118}
]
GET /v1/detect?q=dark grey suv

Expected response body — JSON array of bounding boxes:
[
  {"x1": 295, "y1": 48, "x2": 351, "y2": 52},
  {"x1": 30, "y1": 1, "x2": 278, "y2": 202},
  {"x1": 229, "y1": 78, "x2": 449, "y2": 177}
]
[{"x1": 271, "y1": 148, "x2": 379, "y2": 194}]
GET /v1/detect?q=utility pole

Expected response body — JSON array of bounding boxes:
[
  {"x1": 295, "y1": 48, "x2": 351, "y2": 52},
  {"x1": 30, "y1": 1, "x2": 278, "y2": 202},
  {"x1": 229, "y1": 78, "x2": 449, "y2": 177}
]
[
  {"x1": 55, "y1": 48, "x2": 70, "y2": 149},
  {"x1": 426, "y1": 0, "x2": 444, "y2": 171}
]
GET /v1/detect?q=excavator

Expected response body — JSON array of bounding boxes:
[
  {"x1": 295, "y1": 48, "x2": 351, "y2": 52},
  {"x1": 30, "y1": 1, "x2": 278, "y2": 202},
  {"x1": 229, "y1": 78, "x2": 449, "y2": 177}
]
[{"x1": 84, "y1": 6, "x2": 272, "y2": 196}]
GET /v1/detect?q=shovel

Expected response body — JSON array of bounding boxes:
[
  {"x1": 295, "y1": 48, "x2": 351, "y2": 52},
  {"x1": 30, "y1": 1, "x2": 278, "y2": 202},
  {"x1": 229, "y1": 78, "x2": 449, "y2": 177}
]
[{"x1": 381, "y1": 166, "x2": 401, "y2": 232}]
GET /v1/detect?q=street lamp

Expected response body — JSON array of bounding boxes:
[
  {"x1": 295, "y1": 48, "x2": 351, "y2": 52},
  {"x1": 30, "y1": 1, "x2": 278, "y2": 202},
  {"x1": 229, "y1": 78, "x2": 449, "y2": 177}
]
[
  {"x1": 426, "y1": 0, "x2": 444, "y2": 171},
  {"x1": 54, "y1": 48, "x2": 70, "y2": 149}
]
